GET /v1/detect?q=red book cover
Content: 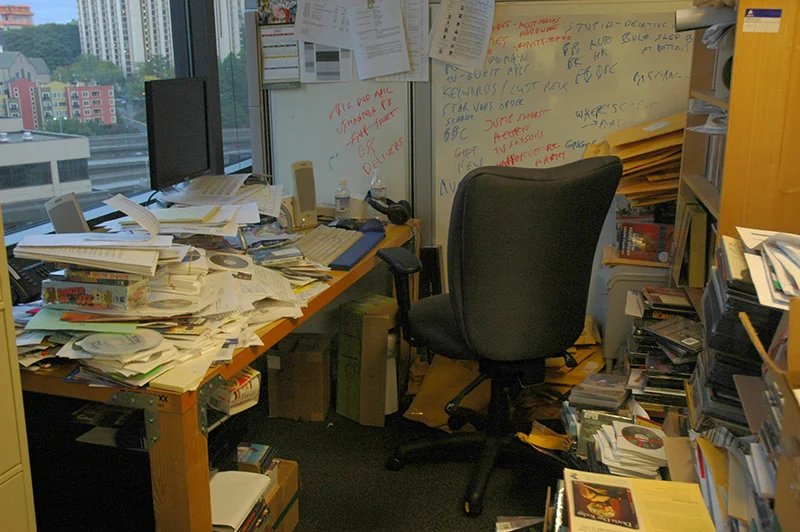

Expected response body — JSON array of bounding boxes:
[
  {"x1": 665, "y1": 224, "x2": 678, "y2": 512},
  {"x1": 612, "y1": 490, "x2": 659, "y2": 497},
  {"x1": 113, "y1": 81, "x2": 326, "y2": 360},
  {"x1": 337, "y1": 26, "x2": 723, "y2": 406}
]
[{"x1": 618, "y1": 222, "x2": 674, "y2": 263}]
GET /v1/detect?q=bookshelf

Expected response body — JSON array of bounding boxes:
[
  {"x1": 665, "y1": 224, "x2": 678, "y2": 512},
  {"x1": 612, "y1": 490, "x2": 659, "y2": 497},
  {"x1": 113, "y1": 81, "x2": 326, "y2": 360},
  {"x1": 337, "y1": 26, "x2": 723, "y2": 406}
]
[{"x1": 676, "y1": 0, "x2": 800, "y2": 287}]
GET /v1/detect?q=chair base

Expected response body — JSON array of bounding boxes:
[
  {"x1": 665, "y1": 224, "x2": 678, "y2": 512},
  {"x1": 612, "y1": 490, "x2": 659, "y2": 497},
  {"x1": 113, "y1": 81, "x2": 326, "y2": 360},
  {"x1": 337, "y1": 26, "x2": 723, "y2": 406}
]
[{"x1": 385, "y1": 432, "x2": 533, "y2": 517}]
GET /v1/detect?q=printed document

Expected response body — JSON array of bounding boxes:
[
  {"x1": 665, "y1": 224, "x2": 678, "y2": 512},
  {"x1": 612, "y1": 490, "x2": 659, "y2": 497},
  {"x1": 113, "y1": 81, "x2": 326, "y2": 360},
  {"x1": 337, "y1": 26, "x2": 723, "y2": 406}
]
[
  {"x1": 295, "y1": 0, "x2": 353, "y2": 49},
  {"x1": 261, "y1": 25, "x2": 301, "y2": 83},
  {"x1": 348, "y1": 0, "x2": 410, "y2": 80},
  {"x1": 379, "y1": 0, "x2": 430, "y2": 82},
  {"x1": 429, "y1": 0, "x2": 494, "y2": 72},
  {"x1": 162, "y1": 174, "x2": 249, "y2": 205},
  {"x1": 299, "y1": 42, "x2": 354, "y2": 83}
]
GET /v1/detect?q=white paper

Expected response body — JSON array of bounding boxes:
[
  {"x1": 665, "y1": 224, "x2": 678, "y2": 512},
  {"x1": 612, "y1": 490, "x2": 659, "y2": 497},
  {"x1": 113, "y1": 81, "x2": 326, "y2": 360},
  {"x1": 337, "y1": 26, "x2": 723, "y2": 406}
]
[
  {"x1": 14, "y1": 245, "x2": 159, "y2": 276},
  {"x1": 348, "y1": 0, "x2": 410, "y2": 80},
  {"x1": 299, "y1": 42, "x2": 354, "y2": 83},
  {"x1": 19, "y1": 234, "x2": 173, "y2": 249},
  {"x1": 104, "y1": 194, "x2": 161, "y2": 238},
  {"x1": 252, "y1": 265, "x2": 300, "y2": 303},
  {"x1": 295, "y1": 0, "x2": 353, "y2": 49},
  {"x1": 15, "y1": 331, "x2": 47, "y2": 347},
  {"x1": 235, "y1": 185, "x2": 283, "y2": 218},
  {"x1": 736, "y1": 226, "x2": 778, "y2": 252},
  {"x1": 378, "y1": 0, "x2": 429, "y2": 82},
  {"x1": 763, "y1": 245, "x2": 798, "y2": 296},
  {"x1": 261, "y1": 25, "x2": 301, "y2": 83},
  {"x1": 162, "y1": 174, "x2": 249, "y2": 205},
  {"x1": 144, "y1": 221, "x2": 240, "y2": 237},
  {"x1": 744, "y1": 252, "x2": 790, "y2": 311},
  {"x1": 428, "y1": 0, "x2": 494, "y2": 72},
  {"x1": 232, "y1": 203, "x2": 260, "y2": 224}
]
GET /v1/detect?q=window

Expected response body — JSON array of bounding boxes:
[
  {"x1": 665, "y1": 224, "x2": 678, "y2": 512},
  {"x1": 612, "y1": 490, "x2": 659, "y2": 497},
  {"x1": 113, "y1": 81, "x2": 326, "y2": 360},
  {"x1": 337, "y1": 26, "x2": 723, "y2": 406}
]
[
  {"x1": 215, "y1": 0, "x2": 251, "y2": 169},
  {"x1": 57, "y1": 159, "x2": 89, "y2": 183},
  {"x1": 1, "y1": 0, "x2": 204, "y2": 236},
  {"x1": 0, "y1": 163, "x2": 52, "y2": 189}
]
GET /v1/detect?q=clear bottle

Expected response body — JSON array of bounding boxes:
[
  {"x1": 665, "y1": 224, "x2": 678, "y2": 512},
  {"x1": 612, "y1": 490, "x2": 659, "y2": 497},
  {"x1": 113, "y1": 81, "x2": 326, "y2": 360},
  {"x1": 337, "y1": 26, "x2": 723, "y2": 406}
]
[
  {"x1": 369, "y1": 169, "x2": 387, "y2": 219},
  {"x1": 334, "y1": 179, "x2": 351, "y2": 219}
]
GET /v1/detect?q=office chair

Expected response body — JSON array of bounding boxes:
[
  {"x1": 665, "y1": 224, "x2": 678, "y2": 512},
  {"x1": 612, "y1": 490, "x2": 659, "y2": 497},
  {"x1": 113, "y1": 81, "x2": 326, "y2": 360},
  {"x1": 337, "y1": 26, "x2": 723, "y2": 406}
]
[{"x1": 377, "y1": 157, "x2": 622, "y2": 516}]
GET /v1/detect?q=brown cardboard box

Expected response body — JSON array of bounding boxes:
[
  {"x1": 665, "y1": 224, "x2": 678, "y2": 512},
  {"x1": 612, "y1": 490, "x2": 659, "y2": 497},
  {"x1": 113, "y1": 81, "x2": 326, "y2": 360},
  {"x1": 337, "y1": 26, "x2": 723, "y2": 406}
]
[
  {"x1": 267, "y1": 334, "x2": 332, "y2": 421},
  {"x1": 337, "y1": 295, "x2": 397, "y2": 427},
  {"x1": 265, "y1": 459, "x2": 300, "y2": 532}
]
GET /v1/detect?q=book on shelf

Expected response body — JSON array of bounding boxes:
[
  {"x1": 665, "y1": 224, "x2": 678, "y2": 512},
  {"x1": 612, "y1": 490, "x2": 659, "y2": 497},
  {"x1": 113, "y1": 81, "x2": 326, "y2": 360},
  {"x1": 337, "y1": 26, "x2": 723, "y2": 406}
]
[{"x1": 617, "y1": 222, "x2": 674, "y2": 263}]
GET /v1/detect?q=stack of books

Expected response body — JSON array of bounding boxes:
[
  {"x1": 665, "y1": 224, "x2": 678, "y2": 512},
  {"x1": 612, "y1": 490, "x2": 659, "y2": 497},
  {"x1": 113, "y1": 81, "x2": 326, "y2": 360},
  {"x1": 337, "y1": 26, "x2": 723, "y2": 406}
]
[{"x1": 210, "y1": 470, "x2": 272, "y2": 532}]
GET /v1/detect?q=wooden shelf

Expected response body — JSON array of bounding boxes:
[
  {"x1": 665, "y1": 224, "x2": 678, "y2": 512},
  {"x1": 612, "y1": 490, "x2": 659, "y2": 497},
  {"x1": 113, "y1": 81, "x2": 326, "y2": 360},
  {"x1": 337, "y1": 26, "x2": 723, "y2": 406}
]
[
  {"x1": 682, "y1": 173, "x2": 721, "y2": 220},
  {"x1": 690, "y1": 89, "x2": 730, "y2": 111},
  {"x1": 601, "y1": 244, "x2": 669, "y2": 269}
]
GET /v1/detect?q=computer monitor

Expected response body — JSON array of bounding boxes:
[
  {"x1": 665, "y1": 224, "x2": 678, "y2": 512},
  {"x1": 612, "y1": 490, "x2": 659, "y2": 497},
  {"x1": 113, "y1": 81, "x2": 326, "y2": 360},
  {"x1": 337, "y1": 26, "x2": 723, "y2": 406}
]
[{"x1": 145, "y1": 77, "x2": 212, "y2": 191}]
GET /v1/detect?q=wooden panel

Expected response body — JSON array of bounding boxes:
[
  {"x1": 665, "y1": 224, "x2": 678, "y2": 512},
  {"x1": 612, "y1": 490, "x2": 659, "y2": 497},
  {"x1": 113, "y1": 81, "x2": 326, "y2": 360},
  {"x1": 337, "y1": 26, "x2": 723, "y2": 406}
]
[
  {"x1": 0, "y1": 472, "x2": 32, "y2": 532},
  {"x1": 0, "y1": 309, "x2": 22, "y2": 476},
  {"x1": 690, "y1": 89, "x2": 730, "y2": 111},
  {"x1": 149, "y1": 405, "x2": 212, "y2": 531},
  {"x1": 719, "y1": 0, "x2": 800, "y2": 236}
]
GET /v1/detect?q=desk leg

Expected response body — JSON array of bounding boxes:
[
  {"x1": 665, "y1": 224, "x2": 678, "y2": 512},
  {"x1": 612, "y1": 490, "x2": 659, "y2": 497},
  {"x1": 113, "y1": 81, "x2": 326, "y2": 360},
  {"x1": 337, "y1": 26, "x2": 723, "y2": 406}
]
[{"x1": 149, "y1": 404, "x2": 212, "y2": 531}]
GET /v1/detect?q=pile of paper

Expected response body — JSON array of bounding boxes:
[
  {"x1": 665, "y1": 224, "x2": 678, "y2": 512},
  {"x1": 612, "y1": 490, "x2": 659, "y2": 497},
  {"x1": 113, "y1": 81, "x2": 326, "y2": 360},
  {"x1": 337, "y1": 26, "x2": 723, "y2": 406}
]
[
  {"x1": 158, "y1": 174, "x2": 283, "y2": 218},
  {"x1": 737, "y1": 227, "x2": 800, "y2": 312},
  {"x1": 592, "y1": 421, "x2": 668, "y2": 479},
  {"x1": 585, "y1": 112, "x2": 684, "y2": 207},
  {"x1": 10, "y1": 193, "x2": 336, "y2": 392}
]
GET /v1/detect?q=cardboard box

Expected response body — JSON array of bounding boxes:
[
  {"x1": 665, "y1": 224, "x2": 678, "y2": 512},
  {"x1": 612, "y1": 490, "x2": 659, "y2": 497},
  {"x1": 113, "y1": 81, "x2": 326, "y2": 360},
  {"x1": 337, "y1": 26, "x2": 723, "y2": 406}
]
[
  {"x1": 337, "y1": 295, "x2": 397, "y2": 427},
  {"x1": 265, "y1": 459, "x2": 300, "y2": 532},
  {"x1": 267, "y1": 334, "x2": 332, "y2": 422}
]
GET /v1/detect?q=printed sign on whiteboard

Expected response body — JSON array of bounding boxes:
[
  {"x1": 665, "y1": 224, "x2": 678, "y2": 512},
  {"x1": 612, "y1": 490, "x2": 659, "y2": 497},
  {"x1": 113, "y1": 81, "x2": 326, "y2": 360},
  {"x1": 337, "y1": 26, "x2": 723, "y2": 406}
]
[{"x1": 743, "y1": 8, "x2": 781, "y2": 33}]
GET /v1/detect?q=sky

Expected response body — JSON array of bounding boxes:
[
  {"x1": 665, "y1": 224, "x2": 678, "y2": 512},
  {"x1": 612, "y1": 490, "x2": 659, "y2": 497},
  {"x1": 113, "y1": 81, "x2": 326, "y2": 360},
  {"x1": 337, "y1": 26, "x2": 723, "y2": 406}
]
[{"x1": 25, "y1": 1, "x2": 77, "y2": 25}]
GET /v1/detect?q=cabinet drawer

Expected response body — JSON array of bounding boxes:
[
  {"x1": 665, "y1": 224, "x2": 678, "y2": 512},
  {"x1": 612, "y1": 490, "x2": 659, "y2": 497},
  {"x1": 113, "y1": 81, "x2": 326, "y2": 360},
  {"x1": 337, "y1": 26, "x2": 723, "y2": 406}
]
[{"x1": 0, "y1": 472, "x2": 31, "y2": 531}]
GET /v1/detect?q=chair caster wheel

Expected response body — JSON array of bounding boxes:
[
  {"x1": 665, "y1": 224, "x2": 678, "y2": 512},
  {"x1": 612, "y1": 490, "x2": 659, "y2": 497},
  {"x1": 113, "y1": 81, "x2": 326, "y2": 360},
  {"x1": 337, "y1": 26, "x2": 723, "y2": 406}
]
[
  {"x1": 464, "y1": 499, "x2": 482, "y2": 517},
  {"x1": 447, "y1": 415, "x2": 466, "y2": 432},
  {"x1": 385, "y1": 457, "x2": 403, "y2": 471}
]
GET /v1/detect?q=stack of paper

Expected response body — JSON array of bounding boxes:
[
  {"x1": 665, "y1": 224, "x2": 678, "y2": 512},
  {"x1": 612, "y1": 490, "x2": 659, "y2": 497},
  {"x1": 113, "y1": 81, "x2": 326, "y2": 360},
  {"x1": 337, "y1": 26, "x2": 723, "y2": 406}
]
[
  {"x1": 737, "y1": 227, "x2": 800, "y2": 311},
  {"x1": 103, "y1": 202, "x2": 261, "y2": 238},
  {"x1": 585, "y1": 113, "x2": 685, "y2": 207}
]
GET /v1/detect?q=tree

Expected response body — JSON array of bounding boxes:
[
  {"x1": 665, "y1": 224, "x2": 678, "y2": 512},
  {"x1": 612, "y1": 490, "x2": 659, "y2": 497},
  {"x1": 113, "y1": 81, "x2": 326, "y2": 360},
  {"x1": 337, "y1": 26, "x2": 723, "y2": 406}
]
[
  {"x1": 55, "y1": 55, "x2": 126, "y2": 87},
  {"x1": 41, "y1": 118, "x2": 94, "y2": 137},
  {"x1": 218, "y1": 50, "x2": 248, "y2": 129},
  {"x1": 3, "y1": 23, "x2": 81, "y2": 69},
  {"x1": 137, "y1": 55, "x2": 174, "y2": 79}
]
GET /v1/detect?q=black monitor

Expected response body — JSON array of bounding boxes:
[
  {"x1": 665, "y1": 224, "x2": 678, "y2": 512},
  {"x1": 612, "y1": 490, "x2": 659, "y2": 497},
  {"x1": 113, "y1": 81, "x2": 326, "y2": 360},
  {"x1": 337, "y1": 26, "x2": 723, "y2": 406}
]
[{"x1": 145, "y1": 77, "x2": 212, "y2": 191}]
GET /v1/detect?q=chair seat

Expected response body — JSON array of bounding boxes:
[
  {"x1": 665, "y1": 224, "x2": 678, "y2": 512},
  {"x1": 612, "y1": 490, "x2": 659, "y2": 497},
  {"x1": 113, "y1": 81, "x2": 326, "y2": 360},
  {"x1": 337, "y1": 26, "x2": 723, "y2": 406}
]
[{"x1": 409, "y1": 294, "x2": 475, "y2": 359}]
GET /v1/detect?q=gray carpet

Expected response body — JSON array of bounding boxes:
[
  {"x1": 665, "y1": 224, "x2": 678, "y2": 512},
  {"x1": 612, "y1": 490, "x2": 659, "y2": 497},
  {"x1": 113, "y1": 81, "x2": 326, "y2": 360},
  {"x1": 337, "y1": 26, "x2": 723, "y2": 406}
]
[{"x1": 238, "y1": 403, "x2": 563, "y2": 532}]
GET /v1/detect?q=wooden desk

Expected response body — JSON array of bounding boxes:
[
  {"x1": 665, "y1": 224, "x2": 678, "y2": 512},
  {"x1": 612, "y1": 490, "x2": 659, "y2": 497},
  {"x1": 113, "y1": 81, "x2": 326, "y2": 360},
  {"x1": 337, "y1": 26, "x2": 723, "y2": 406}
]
[{"x1": 21, "y1": 222, "x2": 417, "y2": 531}]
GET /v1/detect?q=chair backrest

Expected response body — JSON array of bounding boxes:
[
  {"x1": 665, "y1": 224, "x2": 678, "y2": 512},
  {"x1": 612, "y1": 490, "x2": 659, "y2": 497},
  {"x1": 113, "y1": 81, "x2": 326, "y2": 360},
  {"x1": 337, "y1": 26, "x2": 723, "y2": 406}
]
[{"x1": 447, "y1": 157, "x2": 622, "y2": 362}]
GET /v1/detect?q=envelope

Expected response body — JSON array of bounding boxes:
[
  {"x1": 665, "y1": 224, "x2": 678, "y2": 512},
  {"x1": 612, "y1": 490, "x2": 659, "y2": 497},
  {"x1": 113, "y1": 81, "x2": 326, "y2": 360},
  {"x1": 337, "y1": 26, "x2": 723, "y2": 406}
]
[
  {"x1": 606, "y1": 112, "x2": 686, "y2": 148},
  {"x1": 611, "y1": 130, "x2": 684, "y2": 161}
]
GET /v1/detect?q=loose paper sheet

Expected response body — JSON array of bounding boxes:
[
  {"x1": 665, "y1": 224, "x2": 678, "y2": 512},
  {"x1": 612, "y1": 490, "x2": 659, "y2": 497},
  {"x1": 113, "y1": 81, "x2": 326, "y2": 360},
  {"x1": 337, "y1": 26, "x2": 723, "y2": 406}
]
[
  {"x1": 348, "y1": 0, "x2": 410, "y2": 80},
  {"x1": 299, "y1": 42, "x2": 354, "y2": 82},
  {"x1": 428, "y1": 0, "x2": 494, "y2": 72},
  {"x1": 295, "y1": 0, "x2": 353, "y2": 49},
  {"x1": 261, "y1": 25, "x2": 301, "y2": 83},
  {"x1": 378, "y1": 0, "x2": 429, "y2": 82}
]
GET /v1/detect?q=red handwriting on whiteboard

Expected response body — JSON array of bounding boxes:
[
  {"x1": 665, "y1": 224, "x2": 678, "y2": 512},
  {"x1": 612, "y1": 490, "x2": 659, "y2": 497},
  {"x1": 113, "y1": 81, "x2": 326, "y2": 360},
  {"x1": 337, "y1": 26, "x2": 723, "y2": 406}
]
[{"x1": 362, "y1": 136, "x2": 404, "y2": 176}]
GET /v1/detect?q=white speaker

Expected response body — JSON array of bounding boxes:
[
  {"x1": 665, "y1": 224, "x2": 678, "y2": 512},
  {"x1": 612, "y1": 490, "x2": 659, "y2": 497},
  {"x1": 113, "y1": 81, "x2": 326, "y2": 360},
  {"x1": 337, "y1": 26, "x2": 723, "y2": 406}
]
[
  {"x1": 292, "y1": 161, "x2": 317, "y2": 228},
  {"x1": 713, "y1": 28, "x2": 735, "y2": 99},
  {"x1": 45, "y1": 193, "x2": 90, "y2": 233}
]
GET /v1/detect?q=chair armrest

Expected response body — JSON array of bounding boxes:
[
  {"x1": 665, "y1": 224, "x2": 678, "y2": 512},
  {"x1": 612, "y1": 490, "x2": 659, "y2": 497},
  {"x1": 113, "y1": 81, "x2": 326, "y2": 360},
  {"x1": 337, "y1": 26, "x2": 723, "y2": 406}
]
[
  {"x1": 377, "y1": 247, "x2": 422, "y2": 275},
  {"x1": 377, "y1": 247, "x2": 422, "y2": 345}
]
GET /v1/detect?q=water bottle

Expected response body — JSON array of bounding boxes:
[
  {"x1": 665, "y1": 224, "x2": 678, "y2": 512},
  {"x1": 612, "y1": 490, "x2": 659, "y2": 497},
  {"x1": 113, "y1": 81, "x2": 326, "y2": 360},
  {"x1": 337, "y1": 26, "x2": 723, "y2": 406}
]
[
  {"x1": 369, "y1": 170, "x2": 387, "y2": 219},
  {"x1": 334, "y1": 179, "x2": 351, "y2": 219}
]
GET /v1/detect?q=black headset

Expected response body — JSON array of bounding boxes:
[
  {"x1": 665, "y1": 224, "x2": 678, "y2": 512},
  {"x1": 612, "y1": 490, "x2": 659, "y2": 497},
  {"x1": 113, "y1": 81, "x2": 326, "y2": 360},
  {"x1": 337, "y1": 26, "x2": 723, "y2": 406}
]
[{"x1": 365, "y1": 191, "x2": 412, "y2": 225}]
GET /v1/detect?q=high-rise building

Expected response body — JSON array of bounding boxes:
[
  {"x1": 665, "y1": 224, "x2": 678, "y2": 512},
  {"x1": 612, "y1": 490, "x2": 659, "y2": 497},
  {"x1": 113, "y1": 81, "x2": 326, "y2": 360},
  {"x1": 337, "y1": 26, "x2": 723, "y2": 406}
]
[
  {"x1": 76, "y1": 0, "x2": 173, "y2": 78},
  {"x1": 214, "y1": 0, "x2": 245, "y2": 59},
  {"x1": 0, "y1": 5, "x2": 34, "y2": 30}
]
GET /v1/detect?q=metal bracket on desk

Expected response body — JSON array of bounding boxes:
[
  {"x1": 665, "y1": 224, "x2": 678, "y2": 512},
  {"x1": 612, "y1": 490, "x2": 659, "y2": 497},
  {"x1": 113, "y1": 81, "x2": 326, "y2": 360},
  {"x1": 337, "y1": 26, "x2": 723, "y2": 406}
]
[
  {"x1": 198, "y1": 374, "x2": 226, "y2": 437},
  {"x1": 107, "y1": 391, "x2": 160, "y2": 449}
]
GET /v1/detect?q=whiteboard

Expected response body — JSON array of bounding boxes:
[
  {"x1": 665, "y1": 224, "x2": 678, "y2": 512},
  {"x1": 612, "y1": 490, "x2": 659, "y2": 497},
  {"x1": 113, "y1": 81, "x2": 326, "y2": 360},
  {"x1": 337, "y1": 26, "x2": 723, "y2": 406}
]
[
  {"x1": 432, "y1": 1, "x2": 693, "y2": 249},
  {"x1": 270, "y1": 81, "x2": 410, "y2": 206}
]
